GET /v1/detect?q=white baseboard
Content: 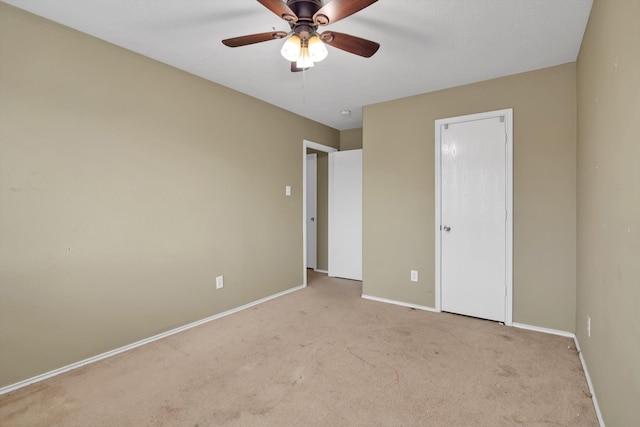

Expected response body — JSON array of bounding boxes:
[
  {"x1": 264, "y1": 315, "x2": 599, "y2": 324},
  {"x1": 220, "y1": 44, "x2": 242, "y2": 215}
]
[
  {"x1": 313, "y1": 269, "x2": 328, "y2": 274},
  {"x1": 361, "y1": 294, "x2": 438, "y2": 313},
  {"x1": 0, "y1": 284, "x2": 305, "y2": 396},
  {"x1": 512, "y1": 322, "x2": 575, "y2": 338},
  {"x1": 573, "y1": 336, "x2": 605, "y2": 427}
]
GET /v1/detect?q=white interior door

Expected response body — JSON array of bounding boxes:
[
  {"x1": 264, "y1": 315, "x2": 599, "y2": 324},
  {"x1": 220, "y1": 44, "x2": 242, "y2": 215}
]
[
  {"x1": 437, "y1": 111, "x2": 512, "y2": 322},
  {"x1": 328, "y1": 149, "x2": 362, "y2": 280},
  {"x1": 306, "y1": 153, "x2": 317, "y2": 270}
]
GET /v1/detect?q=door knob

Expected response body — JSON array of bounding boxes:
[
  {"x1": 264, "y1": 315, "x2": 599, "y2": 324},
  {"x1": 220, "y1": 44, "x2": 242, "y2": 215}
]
[
  {"x1": 443, "y1": 225, "x2": 451, "y2": 232},
  {"x1": 311, "y1": 217, "x2": 315, "y2": 221}
]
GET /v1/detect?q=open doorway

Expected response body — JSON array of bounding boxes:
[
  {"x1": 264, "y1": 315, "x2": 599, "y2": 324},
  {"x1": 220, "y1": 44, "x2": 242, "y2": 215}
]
[{"x1": 303, "y1": 140, "x2": 337, "y2": 287}]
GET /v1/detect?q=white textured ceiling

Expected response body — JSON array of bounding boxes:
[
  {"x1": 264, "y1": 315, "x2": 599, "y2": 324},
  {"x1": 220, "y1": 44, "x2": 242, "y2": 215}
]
[{"x1": 3, "y1": 0, "x2": 593, "y2": 130}]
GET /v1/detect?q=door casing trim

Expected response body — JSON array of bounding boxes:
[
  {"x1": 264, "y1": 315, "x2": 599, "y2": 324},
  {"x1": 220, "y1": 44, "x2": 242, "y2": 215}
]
[{"x1": 434, "y1": 109, "x2": 513, "y2": 325}]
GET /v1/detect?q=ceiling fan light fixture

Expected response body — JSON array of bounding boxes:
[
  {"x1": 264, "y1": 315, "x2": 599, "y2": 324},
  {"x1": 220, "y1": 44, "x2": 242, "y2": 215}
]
[
  {"x1": 280, "y1": 34, "x2": 302, "y2": 62},
  {"x1": 224, "y1": 0, "x2": 380, "y2": 72},
  {"x1": 308, "y1": 35, "x2": 328, "y2": 62}
]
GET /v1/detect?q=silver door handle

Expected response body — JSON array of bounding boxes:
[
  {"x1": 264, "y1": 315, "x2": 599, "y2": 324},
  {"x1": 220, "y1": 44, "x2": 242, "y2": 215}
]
[{"x1": 443, "y1": 226, "x2": 451, "y2": 232}]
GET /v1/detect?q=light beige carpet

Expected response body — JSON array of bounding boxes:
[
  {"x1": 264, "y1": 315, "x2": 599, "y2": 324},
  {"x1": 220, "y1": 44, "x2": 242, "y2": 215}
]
[{"x1": 0, "y1": 271, "x2": 598, "y2": 426}]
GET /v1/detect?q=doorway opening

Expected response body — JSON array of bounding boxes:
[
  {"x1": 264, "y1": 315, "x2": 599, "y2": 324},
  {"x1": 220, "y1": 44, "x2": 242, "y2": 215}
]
[{"x1": 303, "y1": 140, "x2": 337, "y2": 287}]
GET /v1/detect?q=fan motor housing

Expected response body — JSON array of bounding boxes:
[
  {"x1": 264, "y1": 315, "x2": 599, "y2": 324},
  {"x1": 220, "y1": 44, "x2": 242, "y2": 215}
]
[{"x1": 287, "y1": 0, "x2": 322, "y2": 21}]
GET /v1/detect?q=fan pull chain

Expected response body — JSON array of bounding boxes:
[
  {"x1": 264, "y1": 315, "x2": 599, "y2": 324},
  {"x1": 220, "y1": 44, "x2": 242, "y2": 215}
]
[{"x1": 302, "y1": 67, "x2": 307, "y2": 105}]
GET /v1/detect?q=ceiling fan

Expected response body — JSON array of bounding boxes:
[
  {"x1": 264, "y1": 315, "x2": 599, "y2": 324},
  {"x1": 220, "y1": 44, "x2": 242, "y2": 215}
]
[{"x1": 222, "y1": 0, "x2": 380, "y2": 72}]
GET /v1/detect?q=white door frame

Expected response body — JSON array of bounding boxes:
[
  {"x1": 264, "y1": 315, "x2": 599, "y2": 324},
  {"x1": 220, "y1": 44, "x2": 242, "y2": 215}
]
[
  {"x1": 434, "y1": 109, "x2": 513, "y2": 325},
  {"x1": 303, "y1": 139, "x2": 337, "y2": 287}
]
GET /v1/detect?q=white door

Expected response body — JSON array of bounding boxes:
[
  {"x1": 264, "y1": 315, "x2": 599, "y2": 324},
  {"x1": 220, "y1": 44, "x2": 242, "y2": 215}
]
[
  {"x1": 437, "y1": 111, "x2": 512, "y2": 322},
  {"x1": 306, "y1": 153, "x2": 317, "y2": 270},
  {"x1": 328, "y1": 149, "x2": 362, "y2": 280}
]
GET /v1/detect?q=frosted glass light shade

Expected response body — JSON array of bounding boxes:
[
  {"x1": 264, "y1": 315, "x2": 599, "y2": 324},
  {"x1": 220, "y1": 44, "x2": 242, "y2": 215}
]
[
  {"x1": 308, "y1": 36, "x2": 328, "y2": 62},
  {"x1": 296, "y1": 47, "x2": 314, "y2": 68},
  {"x1": 281, "y1": 35, "x2": 302, "y2": 61}
]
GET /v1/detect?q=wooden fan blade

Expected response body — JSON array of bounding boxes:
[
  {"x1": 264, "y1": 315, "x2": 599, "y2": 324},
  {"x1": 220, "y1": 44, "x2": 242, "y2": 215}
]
[
  {"x1": 313, "y1": 0, "x2": 378, "y2": 26},
  {"x1": 320, "y1": 31, "x2": 380, "y2": 57},
  {"x1": 222, "y1": 31, "x2": 288, "y2": 47},
  {"x1": 291, "y1": 62, "x2": 310, "y2": 72},
  {"x1": 257, "y1": 0, "x2": 298, "y2": 23}
]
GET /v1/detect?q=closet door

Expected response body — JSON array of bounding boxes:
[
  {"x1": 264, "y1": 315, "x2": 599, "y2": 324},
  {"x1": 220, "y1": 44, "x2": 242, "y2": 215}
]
[{"x1": 328, "y1": 149, "x2": 362, "y2": 281}]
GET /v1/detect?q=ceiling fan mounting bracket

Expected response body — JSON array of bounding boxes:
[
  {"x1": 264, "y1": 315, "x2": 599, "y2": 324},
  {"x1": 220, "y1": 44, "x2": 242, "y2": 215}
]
[
  {"x1": 314, "y1": 14, "x2": 329, "y2": 26},
  {"x1": 320, "y1": 32, "x2": 335, "y2": 43},
  {"x1": 282, "y1": 13, "x2": 297, "y2": 23}
]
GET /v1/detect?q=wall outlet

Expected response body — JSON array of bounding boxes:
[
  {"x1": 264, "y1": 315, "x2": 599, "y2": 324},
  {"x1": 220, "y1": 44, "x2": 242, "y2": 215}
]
[
  {"x1": 587, "y1": 315, "x2": 591, "y2": 338},
  {"x1": 410, "y1": 270, "x2": 418, "y2": 282},
  {"x1": 216, "y1": 275, "x2": 224, "y2": 290},
  {"x1": 285, "y1": 185, "x2": 291, "y2": 196}
]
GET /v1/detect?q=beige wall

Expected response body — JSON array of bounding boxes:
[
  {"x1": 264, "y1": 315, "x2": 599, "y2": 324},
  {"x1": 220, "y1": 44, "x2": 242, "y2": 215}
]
[
  {"x1": 576, "y1": 0, "x2": 640, "y2": 424},
  {"x1": 363, "y1": 63, "x2": 577, "y2": 332},
  {"x1": 340, "y1": 128, "x2": 363, "y2": 151},
  {"x1": 0, "y1": 4, "x2": 339, "y2": 387}
]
